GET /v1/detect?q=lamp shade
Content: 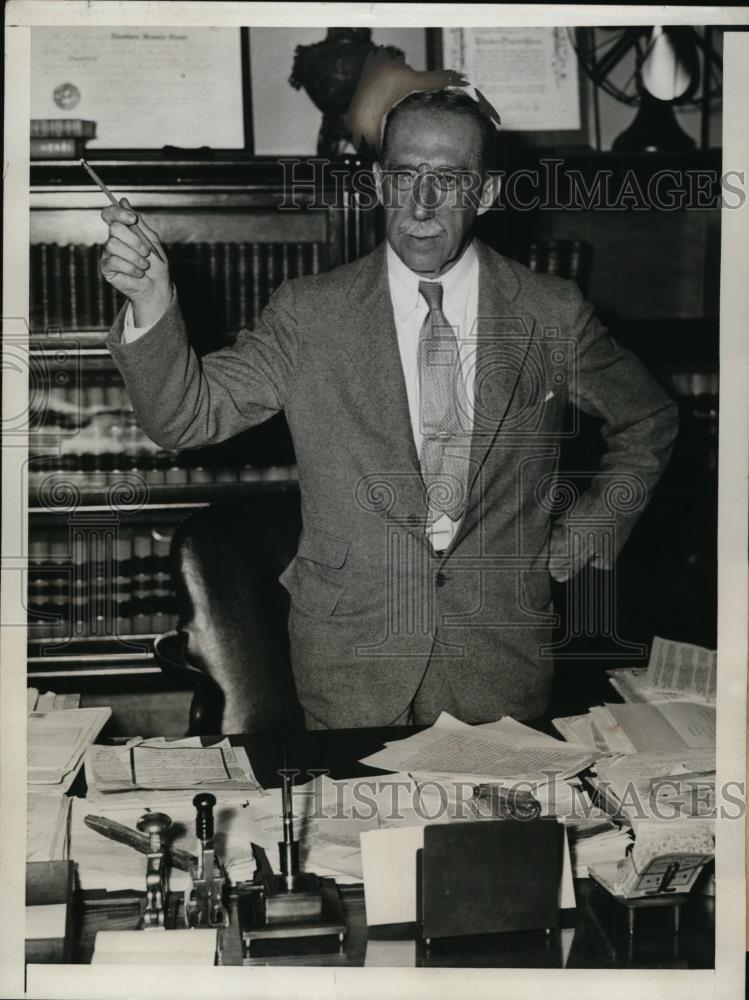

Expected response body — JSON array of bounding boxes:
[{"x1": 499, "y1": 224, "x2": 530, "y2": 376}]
[{"x1": 641, "y1": 26, "x2": 697, "y2": 102}]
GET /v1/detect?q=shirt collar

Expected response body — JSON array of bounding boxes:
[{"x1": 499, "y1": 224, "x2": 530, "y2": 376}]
[{"x1": 387, "y1": 240, "x2": 477, "y2": 321}]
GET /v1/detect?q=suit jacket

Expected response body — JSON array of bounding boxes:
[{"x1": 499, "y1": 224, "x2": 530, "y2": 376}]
[{"x1": 107, "y1": 239, "x2": 678, "y2": 728}]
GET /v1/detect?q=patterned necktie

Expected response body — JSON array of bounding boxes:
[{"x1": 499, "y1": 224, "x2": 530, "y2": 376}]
[{"x1": 417, "y1": 280, "x2": 470, "y2": 524}]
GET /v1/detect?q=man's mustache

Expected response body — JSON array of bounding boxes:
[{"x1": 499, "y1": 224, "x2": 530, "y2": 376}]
[{"x1": 398, "y1": 220, "x2": 445, "y2": 237}]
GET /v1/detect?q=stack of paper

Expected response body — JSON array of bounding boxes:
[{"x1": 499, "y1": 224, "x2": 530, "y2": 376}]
[
  {"x1": 84, "y1": 736, "x2": 261, "y2": 803},
  {"x1": 607, "y1": 636, "x2": 716, "y2": 706},
  {"x1": 563, "y1": 814, "x2": 632, "y2": 878},
  {"x1": 591, "y1": 748, "x2": 716, "y2": 834},
  {"x1": 554, "y1": 700, "x2": 715, "y2": 754},
  {"x1": 27, "y1": 793, "x2": 72, "y2": 862},
  {"x1": 360, "y1": 712, "x2": 598, "y2": 785},
  {"x1": 28, "y1": 707, "x2": 111, "y2": 794}
]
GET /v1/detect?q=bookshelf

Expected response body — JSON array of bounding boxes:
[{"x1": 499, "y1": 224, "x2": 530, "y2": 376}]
[{"x1": 28, "y1": 156, "x2": 377, "y2": 678}]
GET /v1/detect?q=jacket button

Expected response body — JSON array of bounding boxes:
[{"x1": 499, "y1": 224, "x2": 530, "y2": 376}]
[{"x1": 436, "y1": 572, "x2": 447, "y2": 588}]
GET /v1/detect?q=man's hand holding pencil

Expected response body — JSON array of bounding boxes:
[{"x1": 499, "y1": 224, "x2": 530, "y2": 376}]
[{"x1": 84, "y1": 160, "x2": 173, "y2": 328}]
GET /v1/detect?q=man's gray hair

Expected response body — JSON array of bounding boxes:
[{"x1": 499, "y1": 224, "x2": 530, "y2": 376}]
[{"x1": 380, "y1": 89, "x2": 498, "y2": 173}]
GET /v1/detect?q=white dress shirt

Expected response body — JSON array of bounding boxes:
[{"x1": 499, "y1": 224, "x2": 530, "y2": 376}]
[
  {"x1": 122, "y1": 241, "x2": 480, "y2": 551},
  {"x1": 386, "y1": 241, "x2": 479, "y2": 552}
]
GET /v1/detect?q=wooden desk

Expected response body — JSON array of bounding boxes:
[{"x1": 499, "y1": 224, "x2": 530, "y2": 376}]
[{"x1": 70, "y1": 726, "x2": 715, "y2": 969}]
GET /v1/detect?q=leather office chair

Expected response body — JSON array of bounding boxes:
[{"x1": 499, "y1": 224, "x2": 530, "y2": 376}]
[{"x1": 154, "y1": 488, "x2": 304, "y2": 735}]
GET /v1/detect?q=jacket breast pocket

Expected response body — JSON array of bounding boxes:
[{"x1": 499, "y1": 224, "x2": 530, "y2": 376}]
[{"x1": 279, "y1": 527, "x2": 351, "y2": 618}]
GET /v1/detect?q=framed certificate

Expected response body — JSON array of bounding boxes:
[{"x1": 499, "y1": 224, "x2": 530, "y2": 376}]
[
  {"x1": 30, "y1": 26, "x2": 253, "y2": 151},
  {"x1": 427, "y1": 27, "x2": 589, "y2": 147}
]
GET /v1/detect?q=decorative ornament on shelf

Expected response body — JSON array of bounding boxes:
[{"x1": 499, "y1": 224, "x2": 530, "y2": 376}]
[
  {"x1": 570, "y1": 26, "x2": 722, "y2": 152},
  {"x1": 288, "y1": 28, "x2": 404, "y2": 157}
]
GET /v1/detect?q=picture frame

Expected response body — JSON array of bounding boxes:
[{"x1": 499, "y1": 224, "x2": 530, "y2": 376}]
[
  {"x1": 426, "y1": 26, "x2": 591, "y2": 149},
  {"x1": 30, "y1": 25, "x2": 254, "y2": 154}
]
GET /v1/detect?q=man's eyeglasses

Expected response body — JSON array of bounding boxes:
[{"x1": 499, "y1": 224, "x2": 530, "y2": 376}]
[{"x1": 382, "y1": 169, "x2": 477, "y2": 192}]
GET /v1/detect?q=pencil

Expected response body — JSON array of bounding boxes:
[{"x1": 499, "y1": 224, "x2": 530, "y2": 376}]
[{"x1": 80, "y1": 158, "x2": 165, "y2": 263}]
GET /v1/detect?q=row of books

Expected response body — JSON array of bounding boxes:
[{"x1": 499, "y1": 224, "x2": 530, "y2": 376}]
[
  {"x1": 31, "y1": 119, "x2": 97, "y2": 138},
  {"x1": 28, "y1": 604, "x2": 179, "y2": 640},
  {"x1": 28, "y1": 525, "x2": 178, "y2": 639},
  {"x1": 28, "y1": 459, "x2": 298, "y2": 491},
  {"x1": 32, "y1": 375, "x2": 133, "y2": 423},
  {"x1": 29, "y1": 239, "x2": 326, "y2": 335},
  {"x1": 30, "y1": 118, "x2": 97, "y2": 161},
  {"x1": 525, "y1": 238, "x2": 591, "y2": 292}
]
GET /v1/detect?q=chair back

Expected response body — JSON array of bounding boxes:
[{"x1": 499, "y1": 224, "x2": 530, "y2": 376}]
[{"x1": 156, "y1": 489, "x2": 303, "y2": 734}]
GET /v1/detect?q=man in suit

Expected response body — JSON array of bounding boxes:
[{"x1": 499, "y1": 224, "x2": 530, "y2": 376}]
[{"x1": 101, "y1": 89, "x2": 678, "y2": 730}]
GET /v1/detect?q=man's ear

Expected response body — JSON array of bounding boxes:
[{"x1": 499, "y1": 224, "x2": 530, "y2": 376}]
[
  {"x1": 373, "y1": 161, "x2": 385, "y2": 208},
  {"x1": 477, "y1": 174, "x2": 501, "y2": 217}
]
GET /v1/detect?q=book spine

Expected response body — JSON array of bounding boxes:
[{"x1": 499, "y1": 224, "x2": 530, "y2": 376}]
[
  {"x1": 238, "y1": 243, "x2": 248, "y2": 328},
  {"x1": 132, "y1": 531, "x2": 153, "y2": 634},
  {"x1": 93, "y1": 245, "x2": 107, "y2": 328},
  {"x1": 66, "y1": 245, "x2": 78, "y2": 331},
  {"x1": 151, "y1": 529, "x2": 174, "y2": 633},
  {"x1": 281, "y1": 243, "x2": 290, "y2": 283},
  {"x1": 77, "y1": 244, "x2": 92, "y2": 329},
  {"x1": 545, "y1": 240, "x2": 560, "y2": 276},
  {"x1": 39, "y1": 244, "x2": 50, "y2": 333},
  {"x1": 114, "y1": 529, "x2": 133, "y2": 636},
  {"x1": 251, "y1": 243, "x2": 261, "y2": 329},
  {"x1": 49, "y1": 244, "x2": 63, "y2": 330},
  {"x1": 222, "y1": 242, "x2": 233, "y2": 332},
  {"x1": 265, "y1": 243, "x2": 276, "y2": 306},
  {"x1": 29, "y1": 244, "x2": 41, "y2": 333},
  {"x1": 27, "y1": 536, "x2": 52, "y2": 639}
]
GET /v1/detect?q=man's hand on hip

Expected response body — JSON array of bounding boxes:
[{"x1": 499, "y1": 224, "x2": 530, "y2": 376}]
[
  {"x1": 549, "y1": 520, "x2": 612, "y2": 583},
  {"x1": 100, "y1": 199, "x2": 172, "y2": 327}
]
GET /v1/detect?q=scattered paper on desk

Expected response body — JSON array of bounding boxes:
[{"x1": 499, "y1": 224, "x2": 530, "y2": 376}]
[
  {"x1": 361, "y1": 718, "x2": 597, "y2": 782},
  {"x1": 552, "y1": 713, "x2": 601, "y2": 750},
  {"x1": 85, "y1": 737, "x2": 261, "y2": 798},
  {"x1": 92, "y1": 929, "x2": 217, "y2": 965},
  {"x1": 646, "y1": 636, "x2": 716, "y2": 703},
  {"x1": 28, "y1": 707, "x2": 111, "y2": 788}
]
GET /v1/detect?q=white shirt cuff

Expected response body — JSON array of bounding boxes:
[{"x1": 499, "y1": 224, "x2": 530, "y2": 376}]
[{"x1": 121, "y1": 287, "x2": 174, "y2": 344}]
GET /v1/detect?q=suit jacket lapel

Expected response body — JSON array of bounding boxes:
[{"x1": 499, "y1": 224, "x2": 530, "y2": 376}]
[
  {"x1": 340, "y1": 242, "x2": 420, "y2": 471},
  {"x1": 466, "y1": 240, "x2": 537, "y2": 502},
  {"x1": 336, "y1": 243, "x2": 427, "y2": 535}
]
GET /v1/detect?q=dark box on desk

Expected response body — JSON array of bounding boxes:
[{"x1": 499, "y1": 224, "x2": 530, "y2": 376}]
[{"x1": 416, "y1": 819, "x2": 563, "y2": 941}]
